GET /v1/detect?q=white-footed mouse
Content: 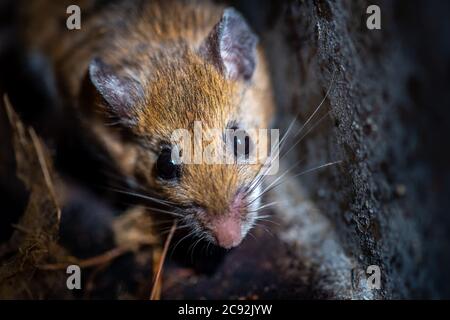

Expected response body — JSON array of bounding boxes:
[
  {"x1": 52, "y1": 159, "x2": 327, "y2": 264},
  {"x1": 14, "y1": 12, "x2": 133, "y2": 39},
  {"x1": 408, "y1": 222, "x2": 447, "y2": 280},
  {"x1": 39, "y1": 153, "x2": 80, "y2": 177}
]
[{"x1": 19, "y1": 0, "x2": 275, "y2": 249}]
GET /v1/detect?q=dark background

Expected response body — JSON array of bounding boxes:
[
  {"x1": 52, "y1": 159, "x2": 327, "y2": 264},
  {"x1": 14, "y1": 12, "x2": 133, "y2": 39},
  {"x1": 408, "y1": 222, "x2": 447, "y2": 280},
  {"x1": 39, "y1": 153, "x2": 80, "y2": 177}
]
[{"x1": 1, "y1": 0, "x2": 450, "y2": 299}]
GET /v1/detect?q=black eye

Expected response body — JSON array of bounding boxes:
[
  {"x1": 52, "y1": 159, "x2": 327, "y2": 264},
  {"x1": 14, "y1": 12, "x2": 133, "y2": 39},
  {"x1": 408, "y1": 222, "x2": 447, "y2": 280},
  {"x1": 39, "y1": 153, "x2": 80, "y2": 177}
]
[
  {"x1": 233, "y1": 130, "x2": 251, "y2": 159},
  {"x1": 156, "y1": 148, "x2": 180, "y2": 180}
]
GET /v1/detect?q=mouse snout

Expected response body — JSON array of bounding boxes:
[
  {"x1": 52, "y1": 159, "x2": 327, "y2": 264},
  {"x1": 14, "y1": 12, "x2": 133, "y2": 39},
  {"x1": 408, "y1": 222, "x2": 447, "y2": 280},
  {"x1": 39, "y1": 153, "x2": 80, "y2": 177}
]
[
  {"x1": 207, "y1": 190, "x2": 248, "y2": 249},
  {"x1": 210, "y1": 216, "x2": 242, "y2": 249}
]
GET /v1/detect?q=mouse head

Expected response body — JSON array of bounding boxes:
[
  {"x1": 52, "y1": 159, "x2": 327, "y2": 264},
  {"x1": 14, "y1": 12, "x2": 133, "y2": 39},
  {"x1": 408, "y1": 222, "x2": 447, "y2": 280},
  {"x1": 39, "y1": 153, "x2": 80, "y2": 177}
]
[{"x1": 87, "y1": 8, "x2": 274, "y2": 249}]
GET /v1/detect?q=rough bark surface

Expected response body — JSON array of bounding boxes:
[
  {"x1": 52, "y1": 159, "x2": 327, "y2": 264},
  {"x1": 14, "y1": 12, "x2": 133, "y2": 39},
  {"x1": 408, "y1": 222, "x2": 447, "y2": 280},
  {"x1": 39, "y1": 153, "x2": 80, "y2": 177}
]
[{"x1": 251, "y1": 0, "x2": 450, "y2": 299}]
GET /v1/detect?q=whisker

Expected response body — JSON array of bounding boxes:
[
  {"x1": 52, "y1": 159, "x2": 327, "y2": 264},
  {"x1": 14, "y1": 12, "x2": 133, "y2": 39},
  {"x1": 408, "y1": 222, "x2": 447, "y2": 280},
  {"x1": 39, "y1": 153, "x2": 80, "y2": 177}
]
[
  {"x1": 279, "y1": 110, "x2": 331, "y2": 163},
  {"x1": 247, "y1": 231, "x2": 257, "y2": 241},
  {"x1": 256, "y1": 215, "x2": 272, "y2": 219},
  {"x1": 159, "y1": 224, "x2": 190, "y2": 235},
  {"x1": 291, "y1": 160, "x2": 343, "y2": 180},
  {"x1": 253, "y1": 222, "x2": 274, "y2": 238},
  {"x1": 254, "y1": 218, "x2": 280, "y2": 226},
  {"x1": 292, "y1": 70, "x2": 336, "y2": 140},
  {"x1": 246, "y1": 71, "x2": 337, "y2": 194},
  {"x1": 139, "y1": 206, "x2": 183, "y2": 217},
  {"x1": 246, "y1": 158, "x2": 304, "y2": 207},
  {"x1": 246, "y1": 201, "x2": 279, "y2": 213},
  {"x1": 189, "y1": 236, "x2": 204, "y2": 263},
  {"x1": 249, "y1": 160, "x2": 343, "y2": 205},
  {"x1": 204, "y1": 238, "x2": 212, "y2": 254},
  {"x1": 170, "y1": 229, "x2": 197, "y2": 258},
  {"x1": 109, "y1": 188, "x2": 178, "y2": 208},
  {"x1": 244, "y1": 119, "x2": 297, "y2": 196}
]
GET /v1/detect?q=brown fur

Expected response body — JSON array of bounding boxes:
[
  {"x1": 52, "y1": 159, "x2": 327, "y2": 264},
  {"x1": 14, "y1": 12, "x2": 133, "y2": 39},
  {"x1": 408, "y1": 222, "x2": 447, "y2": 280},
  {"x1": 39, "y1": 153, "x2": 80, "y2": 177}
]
[{"x1": 19, "y1": 0, "x2": 274, "y2": 240}]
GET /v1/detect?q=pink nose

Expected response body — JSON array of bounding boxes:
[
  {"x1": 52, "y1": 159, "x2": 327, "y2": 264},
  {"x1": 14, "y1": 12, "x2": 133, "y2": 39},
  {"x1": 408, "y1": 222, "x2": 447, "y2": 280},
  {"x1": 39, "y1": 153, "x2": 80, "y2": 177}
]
[{"x1": 211, "y1": 216, "x2": 242, "y2": 249}]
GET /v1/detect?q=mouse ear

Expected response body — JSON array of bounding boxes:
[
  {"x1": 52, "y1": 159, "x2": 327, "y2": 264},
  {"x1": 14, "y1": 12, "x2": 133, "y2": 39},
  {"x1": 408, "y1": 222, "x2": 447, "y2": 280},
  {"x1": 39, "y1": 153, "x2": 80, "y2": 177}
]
[
  {"x1": 88, "y1": 57, "x2": 144, "y2": 123},
  {"x1": 199, "y1": 8, "x2": 258, "y2": 81}
]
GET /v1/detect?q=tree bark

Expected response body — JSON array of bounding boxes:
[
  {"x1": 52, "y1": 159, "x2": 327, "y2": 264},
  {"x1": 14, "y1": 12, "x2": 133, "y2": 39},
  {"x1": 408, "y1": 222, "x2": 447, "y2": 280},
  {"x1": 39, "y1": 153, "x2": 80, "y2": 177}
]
[{"x1": 255, "y1": 0, "x2": 450, "y2": 299}]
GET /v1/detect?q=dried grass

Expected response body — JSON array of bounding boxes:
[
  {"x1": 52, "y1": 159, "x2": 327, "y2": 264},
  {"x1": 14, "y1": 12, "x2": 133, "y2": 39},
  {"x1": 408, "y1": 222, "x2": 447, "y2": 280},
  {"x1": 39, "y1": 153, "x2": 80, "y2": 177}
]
[{"x1": 0, "y1": 93, "x2": 172, "y2": 299}]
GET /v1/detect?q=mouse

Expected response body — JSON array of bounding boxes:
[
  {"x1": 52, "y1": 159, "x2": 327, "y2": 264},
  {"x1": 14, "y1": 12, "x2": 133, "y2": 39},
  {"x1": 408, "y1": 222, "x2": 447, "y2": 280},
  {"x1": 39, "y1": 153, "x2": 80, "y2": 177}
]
[{"x1": 17, "y1": 0, "x2": 275, "y2": 249}]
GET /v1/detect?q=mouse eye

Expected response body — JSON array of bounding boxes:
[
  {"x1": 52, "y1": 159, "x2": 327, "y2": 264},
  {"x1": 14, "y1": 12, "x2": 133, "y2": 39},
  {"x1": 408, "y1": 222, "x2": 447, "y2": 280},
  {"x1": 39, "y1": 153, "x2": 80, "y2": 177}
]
[{"x1": 156, "y1": 148, "x2": 180, "y2": 180}]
